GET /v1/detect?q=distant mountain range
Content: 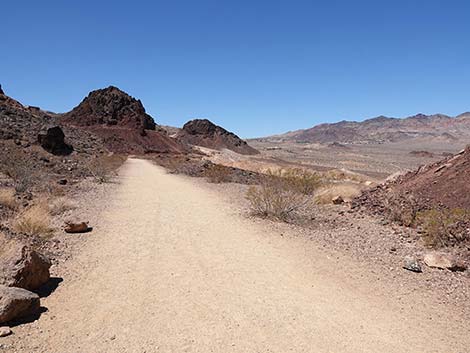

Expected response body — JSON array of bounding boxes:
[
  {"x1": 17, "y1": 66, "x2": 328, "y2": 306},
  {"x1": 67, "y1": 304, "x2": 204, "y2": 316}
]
[{"x1": 261, "y1": 113, "x2": 470, "y2": 144}]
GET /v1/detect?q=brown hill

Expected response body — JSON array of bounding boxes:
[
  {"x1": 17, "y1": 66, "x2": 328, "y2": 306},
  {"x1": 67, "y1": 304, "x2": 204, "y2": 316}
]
[
  {"x1": 355, "y1": 146, "x2": 470, "y2": 211},
  {"x1": 61, "y1": 86, "x2": 187, "y2": 154},
  {"x1": 267, "y1": 113, "x2": 470, "y2": 145},
  {"x1": 177, "y1": 119, "x2": 259, "y2": 155},
  {"x1": 61, "y1": 86, "x2": 155, "y2": 130}
]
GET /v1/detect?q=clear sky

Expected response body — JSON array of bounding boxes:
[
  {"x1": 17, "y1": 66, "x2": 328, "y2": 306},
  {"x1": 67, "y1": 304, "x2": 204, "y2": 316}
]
[{"x1": 2, "y1": 1, "x2": 470, "y2": 138}]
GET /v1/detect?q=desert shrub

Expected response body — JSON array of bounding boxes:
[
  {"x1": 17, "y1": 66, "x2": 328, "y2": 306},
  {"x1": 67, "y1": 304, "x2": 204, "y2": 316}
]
[
  {"x1": 324, "y1": 169, "x2": 366, "y2": 183},
  {"x1": 0, "y1": 153, "x2": 36, "y2": 193},
  {"x1": 87, "y1": 154, "x2": 126, "y2": 183},
  {"x1": 314, "y1": 182, "x2": 363, "y2": 205},
  {"x1": 160, "y1": 157, "x2": 208, "y2": 177},
  {"x1": 0, "y1": 188, "x2": 17, "y2": 210},
  {"x1": 281, "y1": 168, "x2": 321, "y2": 195},
  {"x1": 382, "y1": 193, "x2": 419, "y2": 227},
  {"x1": 204, "y1": 164, "x2": 232, "y2": 183},
  {"x1": 416, "y1": 208, "x2": 470, "y2": 248},
  {"x1": 13, "y1": 203, "x2": 52, "y2": 237},
  {"x1": 246, "y1": 169, "x2": 317, "y2": 220},
  {"x1": 48, "y1": 196, "x2": 76, "y2": 215}
]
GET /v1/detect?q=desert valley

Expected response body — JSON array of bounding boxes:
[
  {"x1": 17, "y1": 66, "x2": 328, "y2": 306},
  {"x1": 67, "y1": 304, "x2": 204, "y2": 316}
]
[{"x1": 0, "y1": 84, "x2": 469, "y2": 352}]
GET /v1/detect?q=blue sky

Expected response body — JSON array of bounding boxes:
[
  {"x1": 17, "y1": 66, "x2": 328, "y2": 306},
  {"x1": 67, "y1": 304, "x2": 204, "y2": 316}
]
[{"x1": 2, "y1": 1, "x2": 470, "y2": 137}]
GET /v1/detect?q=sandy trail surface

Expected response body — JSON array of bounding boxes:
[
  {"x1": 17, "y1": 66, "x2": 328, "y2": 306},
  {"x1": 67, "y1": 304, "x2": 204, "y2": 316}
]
[{"x1": 9, "y1": 159, "x2": 469, "y2": 352}]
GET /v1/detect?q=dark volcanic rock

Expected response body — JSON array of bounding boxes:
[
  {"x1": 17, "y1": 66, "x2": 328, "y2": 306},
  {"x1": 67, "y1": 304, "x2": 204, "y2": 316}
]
[
  {"x1": 177, "y1": 119, "x2": 259, "y2": 155},
  {"x1": 61, "y1": 86, "x2": 156, "y2": 130},
  {"x1": 60, "y1": 86, "x2": 187, "y2": 154},
  {"x1": 0, "y1": 84, "x2": 4, "y2": 95},
  {"x1": 38, "y1": 126, "x2": 73, "y2": 155}
]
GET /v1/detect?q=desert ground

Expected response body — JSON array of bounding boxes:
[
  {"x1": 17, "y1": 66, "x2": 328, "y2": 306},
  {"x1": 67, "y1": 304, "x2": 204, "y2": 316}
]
[
  {"x1": 248, "y1": 138, "x2": 467, "y2": 179},
  {"x1": 2, "y1": 86, "x2": 470, "y2": 353},
  {"x1": 3, "y1": 158, "x2": 469, "y2": 353}
]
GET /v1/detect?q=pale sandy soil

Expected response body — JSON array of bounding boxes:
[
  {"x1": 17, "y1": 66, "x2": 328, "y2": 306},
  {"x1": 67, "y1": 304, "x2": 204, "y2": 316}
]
[{"x1": 4, "y1": 159, "x2": 469, "y2": 353}]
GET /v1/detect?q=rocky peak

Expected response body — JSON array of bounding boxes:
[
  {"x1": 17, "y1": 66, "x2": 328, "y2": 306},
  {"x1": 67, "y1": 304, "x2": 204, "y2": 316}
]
[
  {"x1": 178, "y1": 119, "x2": 259, "y2": 155},
  {"x1": 61, "y1": 86, "x2": 156, "y2": 130},
  {"x1": 182, "y1": 119, "x2": 224, "y2": 136}
]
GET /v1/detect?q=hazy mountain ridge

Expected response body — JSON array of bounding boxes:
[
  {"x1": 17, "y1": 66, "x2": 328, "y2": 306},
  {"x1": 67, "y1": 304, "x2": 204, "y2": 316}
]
[{"x1": 261, "y1": 113, "x2": 470, "y2": 144}]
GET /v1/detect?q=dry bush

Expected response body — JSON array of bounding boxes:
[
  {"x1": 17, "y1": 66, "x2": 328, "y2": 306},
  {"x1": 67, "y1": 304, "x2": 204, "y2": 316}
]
[
  {"x1": 416, "y1": 208, "x2": 470, "y2": 248},
  {"x1": 0, "y1": 188, "x2": 17, "y2": 210},
  {"x1": 87, "y1": 154, "x2": 126, "y2": 183},
  {"x1": 204, "y1": 164, "x2": 232, "y2": 183},
  {"x1": 0, "y1": 153, "x2": 36, "y2": 193},
  {"x1": 324, "y1": 169, "x2": 366, "y2": 183},
  {"x1": 382, "y1": 192, "x2": 419, "y2": 227},
  {"x1": 314, "y1": 183, "x2": 363, "y2": 204},
  {"x1": 246, "y1": 169, "x2": 317, "y2": 220},
  {"x1": 160, "y1": 157, "x2": 208, "y2": 177},
  {"x1": 281, "y1": 168, "x2": 321, "y2": 195},
  {"x1": 48, "y1": 196, "x2": 76, "y2": 216},
  {"x1": 13, "y1": 203, "x2": 53, "y2": 237}
]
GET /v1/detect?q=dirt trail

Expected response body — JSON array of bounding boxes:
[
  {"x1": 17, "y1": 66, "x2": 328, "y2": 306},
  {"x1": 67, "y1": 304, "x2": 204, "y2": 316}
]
[{"x1": 9, "y1": 159, "x2": 469, "y2": 352}]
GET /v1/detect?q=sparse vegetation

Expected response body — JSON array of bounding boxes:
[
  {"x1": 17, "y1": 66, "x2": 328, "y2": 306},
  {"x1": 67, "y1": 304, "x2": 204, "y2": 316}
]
[
  {"x1": 204, "y1": 164, "x2": 232, "y2": 183},
  {"x1": 246, "y1": 168, "x2": 318, "y2": 220},
  {"x1": 0, "y1": 151, "x2": 37, "y2": 193},
  {"x1": 416, "y1": 208, "x2": 470, "y2": 248},
  {"x1": 48, "y1": 196, "x2": 76, "y2": 216},
  {"x1": 314, "y1": 182, "x2": 363, "y2": 205},
  {"x1": 0, "y1": 188, "x2": 17, "y2": 210},
  {"x1": 382, "y1": 192, "x2": 419, "y2": 227},
  {"x1": 13, "y1": 203, "x2": 53, "y2": 237},
  {"x1": 87, "y1": 154, "x2": 126, "y2": 183}
]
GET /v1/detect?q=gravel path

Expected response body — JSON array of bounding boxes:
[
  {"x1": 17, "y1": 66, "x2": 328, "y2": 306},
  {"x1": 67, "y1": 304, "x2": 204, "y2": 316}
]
[{"x1": 6, "y1": 158, "x2": 469, "y2": 352}]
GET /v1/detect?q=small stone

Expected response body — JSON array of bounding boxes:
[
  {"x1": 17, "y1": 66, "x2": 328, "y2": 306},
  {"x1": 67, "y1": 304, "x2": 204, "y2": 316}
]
[
  {"x1": 332, "y1": 196, "x2": 344, "y2": 205},
  {"x1": 403, "y1": 256, "x2": 422, "y2": 273},
  {"x1": 0, "y1": 327, "x2": 12, "y2": 337},
  {"x1": 57, "y1": 179, "x2": 68, "y2": 185},
  {"x1": 64, "y1": 222, "x2": 90, "y2": 234}
]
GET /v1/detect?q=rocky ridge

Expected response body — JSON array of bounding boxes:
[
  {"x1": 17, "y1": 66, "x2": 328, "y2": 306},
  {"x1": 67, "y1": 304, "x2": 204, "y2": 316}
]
[
  {"x1": 265, "y1": 113, "x2": 470, "y2": 144},
  {"x1": 177, "y1": 119, "x2": 259, "y2": 155}
]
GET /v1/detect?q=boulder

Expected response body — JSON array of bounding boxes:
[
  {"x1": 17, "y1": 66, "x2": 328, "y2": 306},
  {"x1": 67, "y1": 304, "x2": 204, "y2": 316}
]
[
  {"x1": 37, "y1": 126, "x2": 73, "y2": 155},
  {"x1": 0, "y1": 285, "x2": 40, "y2": 324},
  {"x1": 423, "y1": 252, "x2": 467, "y2": 272},
  {"x1": 0, "y1": 243, "x2": 51, "y2": 290}
]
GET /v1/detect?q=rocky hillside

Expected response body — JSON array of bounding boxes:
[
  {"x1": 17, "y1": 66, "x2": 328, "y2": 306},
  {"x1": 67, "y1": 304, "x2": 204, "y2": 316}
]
[
  {"x1": 356, "y1": 146, "x2": 470, "y2": 211},
  {"x1": 267, "y1": 113, "x2": 470, "y2": 144},
  {"x1": 61, "y1": 86, "x2": 156, "y2": 130},
  {"x1": 177, "y1": 119, "x2": 259, "y2": 155},
  {"x1": 61, "y1": 86, "x2": 187, "y2": 154},
  {"x1": 0, "y1": 88, "x2": 104, "y2": 154}
]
